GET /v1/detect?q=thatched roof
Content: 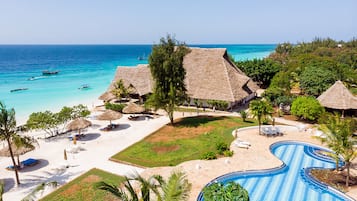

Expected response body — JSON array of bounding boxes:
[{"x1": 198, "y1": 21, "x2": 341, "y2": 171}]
[
  {"x1": 99, "y1": 91, "x2": 116, "y2": 102},
  {"x1": 66, "y1": 118, "x2": 92, "y2": 131},
  {"x1": 122, "y1": 102, "x2": 145, "y2": 114},
  {"x1": 96, "y1": 110, "x2": 123, "y2": 121},
  {"x1": 102, "y1": 47, "x2": 259, "y2": 103},
  {"x1": 0, "y1": 143, "x2": 35, "y2": 157},
  {"x1": 317, "y1": 80, "x2": 357, "y2": 110}
]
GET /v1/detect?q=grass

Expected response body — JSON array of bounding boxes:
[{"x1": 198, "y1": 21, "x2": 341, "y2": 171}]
[
  {"x1": 40, "y1": 168, "x2": 124, "y2": 201},
  {"x1": 111, "y1": 116, "x2": 257, "y2": 167}
]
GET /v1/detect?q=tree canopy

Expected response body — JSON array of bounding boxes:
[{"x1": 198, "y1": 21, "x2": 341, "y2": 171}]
[
  {"x1": 290, "y1": 96, "x2": 325, "y2": 121},
  {"x1": 147, "y1": 35, "x2": 190, "y2": 124}
]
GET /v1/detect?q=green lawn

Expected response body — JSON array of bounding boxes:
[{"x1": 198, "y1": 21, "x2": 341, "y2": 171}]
[
  {"x1": 40, "y1": 168, "x2": 124, "y2": 201},
  {"x1": 111, "y1": 116, "x2": 257, "y2": 167}
]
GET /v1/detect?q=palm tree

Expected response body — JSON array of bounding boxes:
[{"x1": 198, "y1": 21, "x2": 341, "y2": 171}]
[
  {"x1": 0, "y1": 101, "x2": 20, "y2": 185},
  {"x1": 156, "y1": 171, "x2": 191, "y2": 201},
  {"x1": 96, "y1": 171, "x2": 191, "y2": 201},
  {"x1": 249, "y1": 99, "x2": 273, "y2": 135},
  {"x1": 319, "y1": 114, "x2": 357, "y2": 186},
  {"x1": 0, "y1": 180, "x2": 4, "y2": 201}
]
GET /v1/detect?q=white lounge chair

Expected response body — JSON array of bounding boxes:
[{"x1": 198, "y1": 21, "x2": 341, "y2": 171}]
[
  {"x1": 235, "y1": 139, "x2": 251, "y2": 146},
  {"x1": 273, "y1": 127, "x2": 284, "y2": 136},
  {"x1": 261, "y1": 127, "x2": 270, "y2": 135},
  {"x1": 234, "y1": 141, "x2": 249, "y2": 149},
  {"x1": 267, "y1": 127, "x2": 277, "y2": 136}
]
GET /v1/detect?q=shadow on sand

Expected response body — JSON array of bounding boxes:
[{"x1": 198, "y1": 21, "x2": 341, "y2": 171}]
[
  {"x1": 19, "y1": 159, "x2": 49, "y2": 173},
  {"x1": 1, "y1": 178, "x2": 15, "y2": 192},
  {"x1": 78, "y1": 133, "x2": 101, "y2": 141}
]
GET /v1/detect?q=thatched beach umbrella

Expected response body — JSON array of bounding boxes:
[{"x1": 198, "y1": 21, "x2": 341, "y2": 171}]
[
  {"x1": 66, "y1": 118, "x2": 92, "y2": 135},
  {"x1": 0, "y1": 141, "x2": 36, "y2": 166},
  {"x1": 98, "y1": 91, "x2": 116, "y2": 102},
  {"x1": 122, "y1": 102, "x2": 145, "y2": 114},
  {"x1": 96, "y1": 110, "x2": 123, "y2": 125},
  {"x1": 317, "y1": 80, "x2": 357, "y2": 116}
]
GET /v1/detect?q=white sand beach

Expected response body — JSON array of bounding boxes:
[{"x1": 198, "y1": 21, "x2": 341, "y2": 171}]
[{"x1": 0, "y1": 109, "x2": 170, "y2": 201}]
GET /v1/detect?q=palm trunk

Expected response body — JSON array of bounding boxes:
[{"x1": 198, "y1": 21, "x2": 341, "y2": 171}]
[
  {"x1": 168, "y1": 111, "x2": 174, "y2": 125},
  {"x1": 6, "y1": 138, "x2": 20, "y2": 185},
  {"x1": 346, "y1": 162, "x2": 350, "y2": 187},
  {"x1": 258, "y1": 117, "x2": 261, "y2": 135}
]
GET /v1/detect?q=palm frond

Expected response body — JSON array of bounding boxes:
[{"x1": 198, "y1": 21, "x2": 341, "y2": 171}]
[
  {"x1": 95, "y1": 181, "x2": 128, "y2": 200},
  {"x1": 162, "y1": 171, "x2": 191, "y2": 201}
]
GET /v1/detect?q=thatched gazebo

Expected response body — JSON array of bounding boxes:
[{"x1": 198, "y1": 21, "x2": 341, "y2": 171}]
[
  {"x1": 317, "y1": 80, "x2": 357, "y2": 116},
  {"x1": 96, "y1": 110, "x2": 123, "y2": 125},
  {"x1": 66, "y1": 118, "x2": 92, "y2": 135},
  {"x1": 122, "y1": 102, "x2": 145, "y2": 114}
]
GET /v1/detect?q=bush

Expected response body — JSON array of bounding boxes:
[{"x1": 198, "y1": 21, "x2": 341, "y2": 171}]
[
  {"x1": 207, "y1": 100, "x2": 229, "y2": 111},
  {"x1": 105, "y1": 103, "x2": 125, "y2": 112},
  {"x1": 240, "y1": 111, "x2": 247, "y2": 122},
  {"x1": 291, "y1": 96, "x2": 325, "y2": 121},
  {"x1": 201, "y1": 151, "x2": 217, "y2": 160},
  {"x1": 216, "y1": 142, "x2": 229, "y2": 155},
  {"x1": 223, "y1": 150, "x2": 234, "y2": 157},
  {"x1": 203, "y1": 181, "x2": 249, "y2": 201}
]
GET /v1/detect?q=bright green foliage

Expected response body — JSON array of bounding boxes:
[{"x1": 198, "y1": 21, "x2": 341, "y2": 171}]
[
  {"x1": 300, "y1": 66, "x2": 336, "y2": 96},
  {"x1": 249, "y1": 100, "x2": 273, "y2": 135},
  {"x1": 104, "y1": 102, "x2": 125, "y2": 112},
  {"x1": 96, "y1": 171, "x2": 191, "y2": 201},
  {"x1": 203, "y1": 181, "x2": 249, "y2": 201},
  {"x1": 26, "y1": 105, "x2": 90, "y2": 137},
  {"x1": 290, "y1": 96, "x2": 324, "y2": 121},
  {"x1": 235, "y1": 59, "x2": 281, "y2": 88},
  {"x1": 319, "y1": 114, "x2": 357, "y2": 186},
  {"x1": 206, "y1": 100, "x2": 229, "y2": 111},
  {"x1": 216, "y1": 142, "x2": 229, "y2": 155},
  {"x1": 111, "y1": 79, "x2": 134, "y2": 100},
  {"x1": 201, "y1": 151, "x2": 217, "y2": 160},
  {"x1": 147, "y1": 35, "x2": 190, "y2": 124},
  {"x1": 0, "y1": 101, "x2": 21, "y2": 185},
  {"x1": 240, "y1": 111, "x2": 247, "y2": 122}
]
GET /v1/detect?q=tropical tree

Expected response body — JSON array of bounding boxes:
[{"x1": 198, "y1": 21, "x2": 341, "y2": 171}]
[
  {"x1": 203, "y1": 181, "x2": 249, "y2": 201},
  {"x1": 111, "y1": 79, "x2": 134, "y2": 101},
  {"x1": 299, "y1": 66, "x2": 336, "y2": 96},
  {"x1": 26, "y1": 105, "x2": 90, "y2": 137},
  {"x1": 96, "y1": 171, "x2": 191, "y2": 201},
  {"x1": 319, "y1": 114, "x2": 357, "y2": 186},
  {"x1": 147, "y1": 35, "x2": 190, "y2": 124},
  {"x1": 249, "y1": 99, "x2": 273, "y2": 135},
  {"x1": 12, "y1": 135, "x2": 38, "y2": 168},
  {"x1": 0, "y1": 101, "x2": 20, "y2": 185},
  {"x1": 0, "y1": 180, "x2": 4, "y2": 201},
  {"x1": 290, "y1": 96, "x2": 325, "y2": 121}
]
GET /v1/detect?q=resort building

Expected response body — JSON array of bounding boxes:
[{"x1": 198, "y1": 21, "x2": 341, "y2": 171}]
[{"x1": 100, "y1": 47, "x2": 259, "y2": 109}]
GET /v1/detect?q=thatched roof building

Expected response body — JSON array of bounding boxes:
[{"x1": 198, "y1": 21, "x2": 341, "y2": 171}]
[
  {"x1": 100, "y1": 47, "x2": 259, "y2": 107},
  {"x1": 317, "y1": 80, "x2": 357, "y2": 110}
]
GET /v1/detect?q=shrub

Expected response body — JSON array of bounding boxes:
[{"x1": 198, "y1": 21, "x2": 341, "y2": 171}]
[
  {"x1": 203, "y1": 181, "x2": 249, "y2": 201},
  {"x1": 105, "y1": 103, "x2": 125, "y2": 112},
  {"x1": 216, "y1": 142, "x2": 229, "y2": 155},
  {"x1": 223, "y1": 150, "x2": 234, "y2": 157},
  {"x1": 291, "y1": 96, "x2": 325, "y2": 121},
  {"x1": 201, "y1": 151, "x2": 217, "y2": 160},
  {"x1": 240, "y1": 111, "x2": 247, "y2": 122}
]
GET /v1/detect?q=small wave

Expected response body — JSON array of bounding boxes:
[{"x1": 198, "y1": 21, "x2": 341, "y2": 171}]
[{"x1": 27, "y1": 76, "x2": 46, "y2": 81}]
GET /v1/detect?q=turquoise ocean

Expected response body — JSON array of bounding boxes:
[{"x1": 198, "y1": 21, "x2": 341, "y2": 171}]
[{"x1": 0, "y1": 44, "x2": 275, "y2": 124}]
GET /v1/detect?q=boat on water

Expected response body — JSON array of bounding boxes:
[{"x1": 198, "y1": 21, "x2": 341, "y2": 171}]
[
  {"x1": 137, "y1": 53, "x2": 147, "y2": 60},
  {"x1": 10, "y1": 88, "x2": 28, "y2": 93},
  {"x1": 78, "y1": 84, "x2": 90, "y2": 90},
  {"x1": 42, "y1": 70, "x2": 59, "y2": 75},
  {"x1": 27, "y1": 76, "x2": 45, "y2": 81}
]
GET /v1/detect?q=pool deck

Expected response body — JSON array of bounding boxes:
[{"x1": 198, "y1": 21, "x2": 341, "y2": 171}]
[{"x1": 142, "y1": 113, "x2": 357, "y2": 201}]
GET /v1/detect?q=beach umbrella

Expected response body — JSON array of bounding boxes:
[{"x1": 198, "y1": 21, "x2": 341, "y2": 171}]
[
  {"x1": 122, "y1": 102, "x2": 145, "y2": 114},
  {"x1": 96, "y1": 110, "x2": 123, "y2": 125},
  {"x1": 0, "y1": 141, "x2": 36, "y2": 165},
  {"x1": 98, "y1": 91, "x2": 116, "y2": 102},
  {"x1": 66, "y1": 118, "x2": 92, "y2": 135}
]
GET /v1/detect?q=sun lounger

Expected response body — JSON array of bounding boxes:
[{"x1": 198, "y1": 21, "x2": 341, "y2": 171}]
[
  {"x1": 273, "y1": 127, "x2": 284, "y2": 136},
  {"x1": 235, "y1": 139, "x2": 251, "y2": 146},
  {"x1": 21, "y1": 158, "x2": 39, "y2": 167},
  {"x1": 6, "y1": 158, "x2": 39, "y2": 171},
  {"x1": 267, "y1": 127, "x2": 277, "y2": 136},
  {"x1": 234, "y1": 141, "x2": 249, "y2": 149}
]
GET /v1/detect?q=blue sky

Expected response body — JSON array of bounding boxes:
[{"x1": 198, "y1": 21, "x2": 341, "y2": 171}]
[{"x1": 0, "y1": 0, "x2": 356, "y2": 44}]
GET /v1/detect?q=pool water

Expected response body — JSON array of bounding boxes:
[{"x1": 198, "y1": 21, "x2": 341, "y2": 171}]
[{"x1": 198, "y1": 141, "x2": 353, "y2": 201}]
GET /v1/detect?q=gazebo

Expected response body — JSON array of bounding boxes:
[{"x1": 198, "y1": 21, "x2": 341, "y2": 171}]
[{"x1": 317, "y1": 80, "x2": 357, "y2": 117}]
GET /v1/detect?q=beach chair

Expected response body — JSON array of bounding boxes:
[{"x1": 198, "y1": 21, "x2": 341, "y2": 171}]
[
  {"x1": 261, "y1": 127, "x2": 269, "y2": 136},
  {"x1": 21, "y1": 158, "x2": 39, "y2": 167},
  {"x1": 267, "y1": 127, "x2": 277, "y2": 137},
  {"x1": 234, "y1": 141, "x2": 249, "y2": 149},
  {"x1": 274, "y1": 127, "x2": 284, "y2": 136},
  {"x1": 235, "y1": 139, "x2": 251, "y2": 146}
]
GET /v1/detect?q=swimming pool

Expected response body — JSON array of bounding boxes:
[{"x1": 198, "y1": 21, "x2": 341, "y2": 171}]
[{"x1": 197, "y1": 141, "x2": 354, "y2": 201}]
